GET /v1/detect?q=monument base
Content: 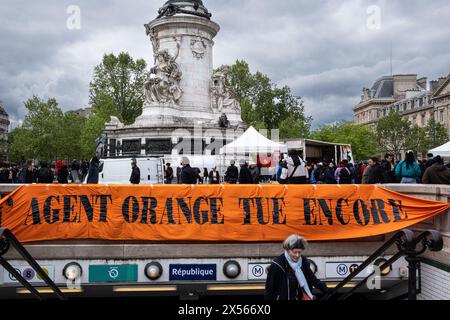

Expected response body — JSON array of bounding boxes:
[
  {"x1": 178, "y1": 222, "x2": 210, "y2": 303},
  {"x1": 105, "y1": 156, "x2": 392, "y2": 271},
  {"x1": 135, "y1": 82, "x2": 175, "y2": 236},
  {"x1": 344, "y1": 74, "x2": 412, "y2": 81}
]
[{"x1": 104, "y1": 114, "x2": 246, "y2": 158}]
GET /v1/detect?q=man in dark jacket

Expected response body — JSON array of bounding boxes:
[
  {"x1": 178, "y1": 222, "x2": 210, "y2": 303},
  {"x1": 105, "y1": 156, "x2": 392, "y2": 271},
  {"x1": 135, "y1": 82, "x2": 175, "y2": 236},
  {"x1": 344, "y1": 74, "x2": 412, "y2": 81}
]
[
  {"x1": 180, "y1": 157, "x2": 198, "y2": 184},
  {"x1": 265, "y1": 235, "x2": 329, "y2": 300},
  {"x1": 57, "y1": 162, "x2": 69, "y2": 184},
  {"x1": 164, "y1": 163, "x2": 174, "y2": 184},
  {"x1": 86, "y1": 156, "x2": 100, "y2": 184},
  {"x1": 381, "y1": 154, "x2": 395, "y2": 183},
  {"x1": 0, "y1": 162, "x2": 9, "y2": 183},
  {"x1": 130, "y1": 159, "x2": 141, "y2": 184},
  {"x1": 37, "y1": 161, "x2": 54, "y2": 184},
  {"x1": 224, "y1": 160, "x2": 239, "y2": 184},
  {"x1": 19, "y1": 160, "x2": 35, "y2": 184},
  {"x1": 238, "y1": 159, "x2": 253, "y2": 184},
  {"x1": 425, "y1": 153, "x2": 435, "y2": 169},
  {"x1": 423, "y1": 156, "x2": 450, "y2": 185},
  {"x1": 364, "y1": 157, "x2": 387, "y2": 184}
]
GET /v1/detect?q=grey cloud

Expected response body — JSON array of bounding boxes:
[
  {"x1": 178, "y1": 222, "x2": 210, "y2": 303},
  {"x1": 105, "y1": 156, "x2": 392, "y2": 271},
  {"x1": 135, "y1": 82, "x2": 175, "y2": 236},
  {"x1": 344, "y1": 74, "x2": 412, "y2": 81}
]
[{"x1": 1, "y1": 0, "x2": 450, "y2": 129}]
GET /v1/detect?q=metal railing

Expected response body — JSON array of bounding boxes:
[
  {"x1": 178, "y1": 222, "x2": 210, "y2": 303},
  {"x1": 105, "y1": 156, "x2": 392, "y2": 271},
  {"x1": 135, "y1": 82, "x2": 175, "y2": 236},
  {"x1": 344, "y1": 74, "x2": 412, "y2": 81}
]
[
  {"x1": 321, "y1": 229, "x2": 443, "y2": 301},
  {"x1": 0, "y1": 228, "x2": 65, "y2": 300}
]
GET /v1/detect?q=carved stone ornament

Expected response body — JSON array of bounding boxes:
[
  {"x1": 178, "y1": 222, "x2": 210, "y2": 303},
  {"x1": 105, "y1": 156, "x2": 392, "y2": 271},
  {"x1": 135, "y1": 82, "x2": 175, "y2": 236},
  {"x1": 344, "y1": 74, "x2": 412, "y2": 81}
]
[
  {"x1": 145, "y1": 25, "x2": 160, "y2": 64},
  {"x1": 362, "y1": 87, "x2": 371, "y2": 101},
  {"x1": 211, "y1": 65, "x2": 240, "y2": 113},
  {"x1": 190, "y1": 37, "x2": 207, "y2": 59},
  {"x1": 219, "y1": 113, "x2": 230, "y2": 128},
  {"x1": 144, "y1": 37, "x2": 183, "y2": 105}
]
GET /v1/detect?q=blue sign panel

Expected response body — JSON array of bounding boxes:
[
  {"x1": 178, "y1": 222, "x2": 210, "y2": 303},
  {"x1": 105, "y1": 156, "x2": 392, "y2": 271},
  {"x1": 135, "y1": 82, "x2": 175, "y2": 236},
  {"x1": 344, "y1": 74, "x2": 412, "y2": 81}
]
[{"x1": 169, "y1": 264, "x2": 217, "y2": 281}]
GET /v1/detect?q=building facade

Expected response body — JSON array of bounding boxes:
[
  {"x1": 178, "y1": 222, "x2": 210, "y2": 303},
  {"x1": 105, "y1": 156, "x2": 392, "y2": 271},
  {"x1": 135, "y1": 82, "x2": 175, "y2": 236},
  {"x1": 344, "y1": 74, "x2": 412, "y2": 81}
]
[
  {"x1": 354, "y1": 74, "x2": 450, "y2": 137},
  {"x1": 354, "y1": 74, "x2": 428, "y2": 127},
  {"x1": 67, "y1": 107, "x2": 93, "y2": 118},
  {"x1": 0, "y1": 104, "x2": 10, "y2": 160},
  {"x1": 432, "y1": 75, "x2": 450, "y2": 136}
]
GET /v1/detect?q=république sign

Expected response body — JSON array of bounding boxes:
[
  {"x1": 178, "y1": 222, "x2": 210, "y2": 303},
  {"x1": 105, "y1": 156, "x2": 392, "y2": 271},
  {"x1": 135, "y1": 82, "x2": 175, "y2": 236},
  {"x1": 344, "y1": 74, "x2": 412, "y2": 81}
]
[{"x1": 0, "y1": 184, "x2": 448, "y2": 243}]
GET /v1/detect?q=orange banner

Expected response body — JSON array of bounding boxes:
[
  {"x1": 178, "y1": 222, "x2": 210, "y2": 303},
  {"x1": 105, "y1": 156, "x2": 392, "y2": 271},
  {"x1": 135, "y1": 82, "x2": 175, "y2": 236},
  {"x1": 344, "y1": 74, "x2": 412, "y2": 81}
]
[{"x1": 0, "y1": 185, "x2": 448, "y2": 243}]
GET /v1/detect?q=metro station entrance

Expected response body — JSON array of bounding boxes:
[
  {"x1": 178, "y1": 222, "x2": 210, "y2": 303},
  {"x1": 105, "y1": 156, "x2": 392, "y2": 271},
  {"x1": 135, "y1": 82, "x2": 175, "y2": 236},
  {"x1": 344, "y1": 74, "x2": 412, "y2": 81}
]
[{"x1": 0, "y1": 227, "x2": 443, "y2": 301}]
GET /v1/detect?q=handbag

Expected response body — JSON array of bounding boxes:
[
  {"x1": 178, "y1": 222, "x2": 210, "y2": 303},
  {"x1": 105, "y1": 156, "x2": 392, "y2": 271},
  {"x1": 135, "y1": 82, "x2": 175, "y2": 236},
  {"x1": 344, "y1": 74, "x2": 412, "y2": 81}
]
[{"x1": 301, "y1": 288, "x2": 314, "y2": 301}]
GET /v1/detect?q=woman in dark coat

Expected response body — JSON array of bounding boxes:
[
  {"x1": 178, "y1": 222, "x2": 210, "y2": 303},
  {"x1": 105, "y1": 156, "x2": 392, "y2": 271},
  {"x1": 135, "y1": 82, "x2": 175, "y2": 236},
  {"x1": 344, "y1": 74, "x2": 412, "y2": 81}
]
[
  {"x1": 86, "y1": 156, "x2": 100, "y2": 184},
  {"x1": 57, "y1": 161, "x2": 69, "y2": 184},
  {"x1": 265, "y1": 235, "x2": 329, "y2": 300}
]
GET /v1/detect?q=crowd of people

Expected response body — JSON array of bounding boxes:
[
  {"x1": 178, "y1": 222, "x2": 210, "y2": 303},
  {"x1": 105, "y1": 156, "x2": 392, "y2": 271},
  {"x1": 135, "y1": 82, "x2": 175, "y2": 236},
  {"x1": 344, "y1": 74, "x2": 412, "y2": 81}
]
[
  {"x1": 0, "y1": 159, "x2": 91, "y2": 184},
  {"x1": 2, "y1": 150, "x2": 450, "y2": 186},
  {"x1": 168, "y1": 150, "x2": 450, "y2": 186},
  {"x1": 166, "y1": 157, "x2": 262, "y2": 185}
]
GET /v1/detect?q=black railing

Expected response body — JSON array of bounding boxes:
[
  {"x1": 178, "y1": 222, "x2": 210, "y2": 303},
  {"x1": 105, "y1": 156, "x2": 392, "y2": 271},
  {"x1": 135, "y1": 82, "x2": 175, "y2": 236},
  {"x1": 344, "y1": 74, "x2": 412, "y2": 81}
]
[
  {"x1": 0, "y1": 228, "x2": 65, "y2": 300},
  {"x1": 321, "y1": 229, "x2": 443, "y2": 301}
]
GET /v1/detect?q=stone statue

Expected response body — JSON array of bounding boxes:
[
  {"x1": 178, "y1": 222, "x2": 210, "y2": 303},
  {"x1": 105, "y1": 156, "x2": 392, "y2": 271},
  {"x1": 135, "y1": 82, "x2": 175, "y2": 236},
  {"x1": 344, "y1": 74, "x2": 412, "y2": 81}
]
[
  {"x1": 144, "y1": 38, "x2": 183, "y2": 105},
  {"x1": 211, "y1": 65, "x2": 240, "y2": 113},
  {"x1": 219, "y1": 113, "x2": 230, "y2": 128},
  {"x1": 157, "y1": 1, "x2": 212, "y2": 20},
  {"x1": 190, "y1": 36, "x2": 207, "y2": 59},
  {"x1": 95, "y1": 134, "x2": 107, "y2": 158},
  {"x1": 362, "y1": 87, "x2": 371, "y2": 101},
  {"x1": 145, "y1": 25, "x2": 160, "y2": 64}
]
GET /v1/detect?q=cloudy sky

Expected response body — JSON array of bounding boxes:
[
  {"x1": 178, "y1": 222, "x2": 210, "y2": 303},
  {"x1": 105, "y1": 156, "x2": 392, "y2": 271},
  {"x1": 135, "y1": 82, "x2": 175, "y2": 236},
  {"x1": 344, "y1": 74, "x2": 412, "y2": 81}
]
[{"x1": 1, "y1": 0, "x2": 450, "y2": 129}]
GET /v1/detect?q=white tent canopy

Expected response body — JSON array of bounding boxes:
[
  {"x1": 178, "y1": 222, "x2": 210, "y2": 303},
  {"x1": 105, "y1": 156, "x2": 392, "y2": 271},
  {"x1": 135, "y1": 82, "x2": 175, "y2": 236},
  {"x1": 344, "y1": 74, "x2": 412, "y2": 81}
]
[
  {"x1": 429, "y1": 141, "x2": 450, "y2": 157},
  {"x1": 220, "y1": 126, "x2": 288, "y2": 154}
]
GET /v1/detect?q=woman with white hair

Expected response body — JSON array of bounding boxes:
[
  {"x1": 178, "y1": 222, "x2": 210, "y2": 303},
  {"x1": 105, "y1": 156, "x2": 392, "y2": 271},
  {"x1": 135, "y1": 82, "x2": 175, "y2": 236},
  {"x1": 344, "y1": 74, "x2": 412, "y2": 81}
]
[{"x1": 265, "y1": 235, "x2": 330, "y2": 300}]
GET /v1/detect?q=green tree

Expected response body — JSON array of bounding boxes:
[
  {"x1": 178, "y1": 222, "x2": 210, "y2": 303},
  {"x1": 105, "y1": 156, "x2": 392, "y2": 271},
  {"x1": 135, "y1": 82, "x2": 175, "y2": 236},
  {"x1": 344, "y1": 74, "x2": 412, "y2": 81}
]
[
  {"x1": 10, "y1": 96, "x2": 64, "y2": 161},
  {"x1": 228, "y1": 60, "x2": 311, "y2": 138},
  {"x1": 426, "y1": 120, "x2": 448, "y2": 150},
  {"x1": 376, "y1": 112, "x2": 411, "y2": 159},
  {"x1": 406, "y1": 120, "x2": 449, "y2": 157},
  {"x1": 405, "y1": 125, "x2": 428, "y2": 156},
  {"x1": 311, "y1": 122, "x2": 377, "y2": 160},
  {"x1": 9, "y1": 96, "x2": 86, "y2": 162},
  {"x1": 59, "y1": 111, "x2": 86, "y2": 160},
  {"x1": 9, "y1": 127, "x2": 33, "y2": 162},
  {"x1": 80, "y1": 92, "x2": 121, "y2": 159},
  {"x1": 89, "y1": 52, "x2": 147, "y2": 125}
]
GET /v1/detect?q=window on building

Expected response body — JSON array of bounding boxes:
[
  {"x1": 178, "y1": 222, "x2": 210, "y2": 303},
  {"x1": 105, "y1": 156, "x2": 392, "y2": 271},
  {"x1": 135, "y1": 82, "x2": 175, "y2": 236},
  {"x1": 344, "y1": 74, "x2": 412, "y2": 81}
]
[
  {"x1": 421, "y1": 114, "x2": 425, "y2": 126},
  {"x1": 440, "y1": 110, "x2": 445, "y2": 123}
]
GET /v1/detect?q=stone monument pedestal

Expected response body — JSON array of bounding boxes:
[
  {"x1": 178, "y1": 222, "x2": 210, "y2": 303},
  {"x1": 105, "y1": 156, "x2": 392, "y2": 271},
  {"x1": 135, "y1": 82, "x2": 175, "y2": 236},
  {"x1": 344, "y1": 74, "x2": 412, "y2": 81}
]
[{"x1": 104, "y1": 0, "x2": 245, "y2": 159}]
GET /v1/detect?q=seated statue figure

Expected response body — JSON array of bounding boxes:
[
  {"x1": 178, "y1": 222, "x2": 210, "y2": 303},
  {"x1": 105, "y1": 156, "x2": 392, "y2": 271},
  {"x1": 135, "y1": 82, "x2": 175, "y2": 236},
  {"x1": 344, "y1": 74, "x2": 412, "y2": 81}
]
[
  {"x1": 145, "y1": 42, "x2": 183, "y2": 105},
  {"x1": 211, "y1": 65, "x2": 240, "y2": 113}
]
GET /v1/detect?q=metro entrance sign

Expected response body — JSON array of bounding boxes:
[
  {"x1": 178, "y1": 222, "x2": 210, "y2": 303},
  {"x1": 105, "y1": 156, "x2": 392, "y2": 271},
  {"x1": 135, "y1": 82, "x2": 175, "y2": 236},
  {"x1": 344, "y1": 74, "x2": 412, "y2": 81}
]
[
  {"x1": 89, "y1": 265, "x2": 138, "y2": 283},
  {"x1": 325, "y1": 262, "x2": 370, "y2": 279}
]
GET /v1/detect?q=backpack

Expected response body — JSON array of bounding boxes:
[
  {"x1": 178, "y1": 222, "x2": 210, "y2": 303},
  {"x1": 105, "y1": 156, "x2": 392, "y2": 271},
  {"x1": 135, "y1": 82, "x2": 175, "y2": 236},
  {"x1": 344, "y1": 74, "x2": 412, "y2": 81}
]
[
  {"x1": 325, "y1": 167, "x2": 336, "y2": 182},
  {"x1": 18, "y1": 167, "x2": 27, "y2": 183},
  {"x1": 339, "y1": 167, "x2": 351, "y2": 183},
  {"x1": 39, "y1": 168, "x2": 53, "y2": 183},
  {"x1": 317, "y1": 167, "x2": 326, "y2": 181}
]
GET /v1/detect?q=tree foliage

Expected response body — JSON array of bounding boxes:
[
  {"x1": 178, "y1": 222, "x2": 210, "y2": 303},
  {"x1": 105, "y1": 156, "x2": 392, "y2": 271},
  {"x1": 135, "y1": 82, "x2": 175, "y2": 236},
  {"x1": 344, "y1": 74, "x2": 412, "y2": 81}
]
[
  {"x1": 9, "y1": 96, "x2": 85, "y2": 162},
  {"x1": 405, "y1": 120, "x2": 449, "y2": 156},
  {"x1": 89, "y1": 52, "x2": 147, "y2": 125},
  {"x1": 80, "y1": 92, "x2": 121, "y2": 159},
  {"x1": 376, "y1": 112, "x2": 411, "y2": 159},
  {"x1": 311, "y1": 122, "x2": 377, "y2": 160},
  {"x1": 228, "y1": 60, "x2": 311, "y2": 139}
]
